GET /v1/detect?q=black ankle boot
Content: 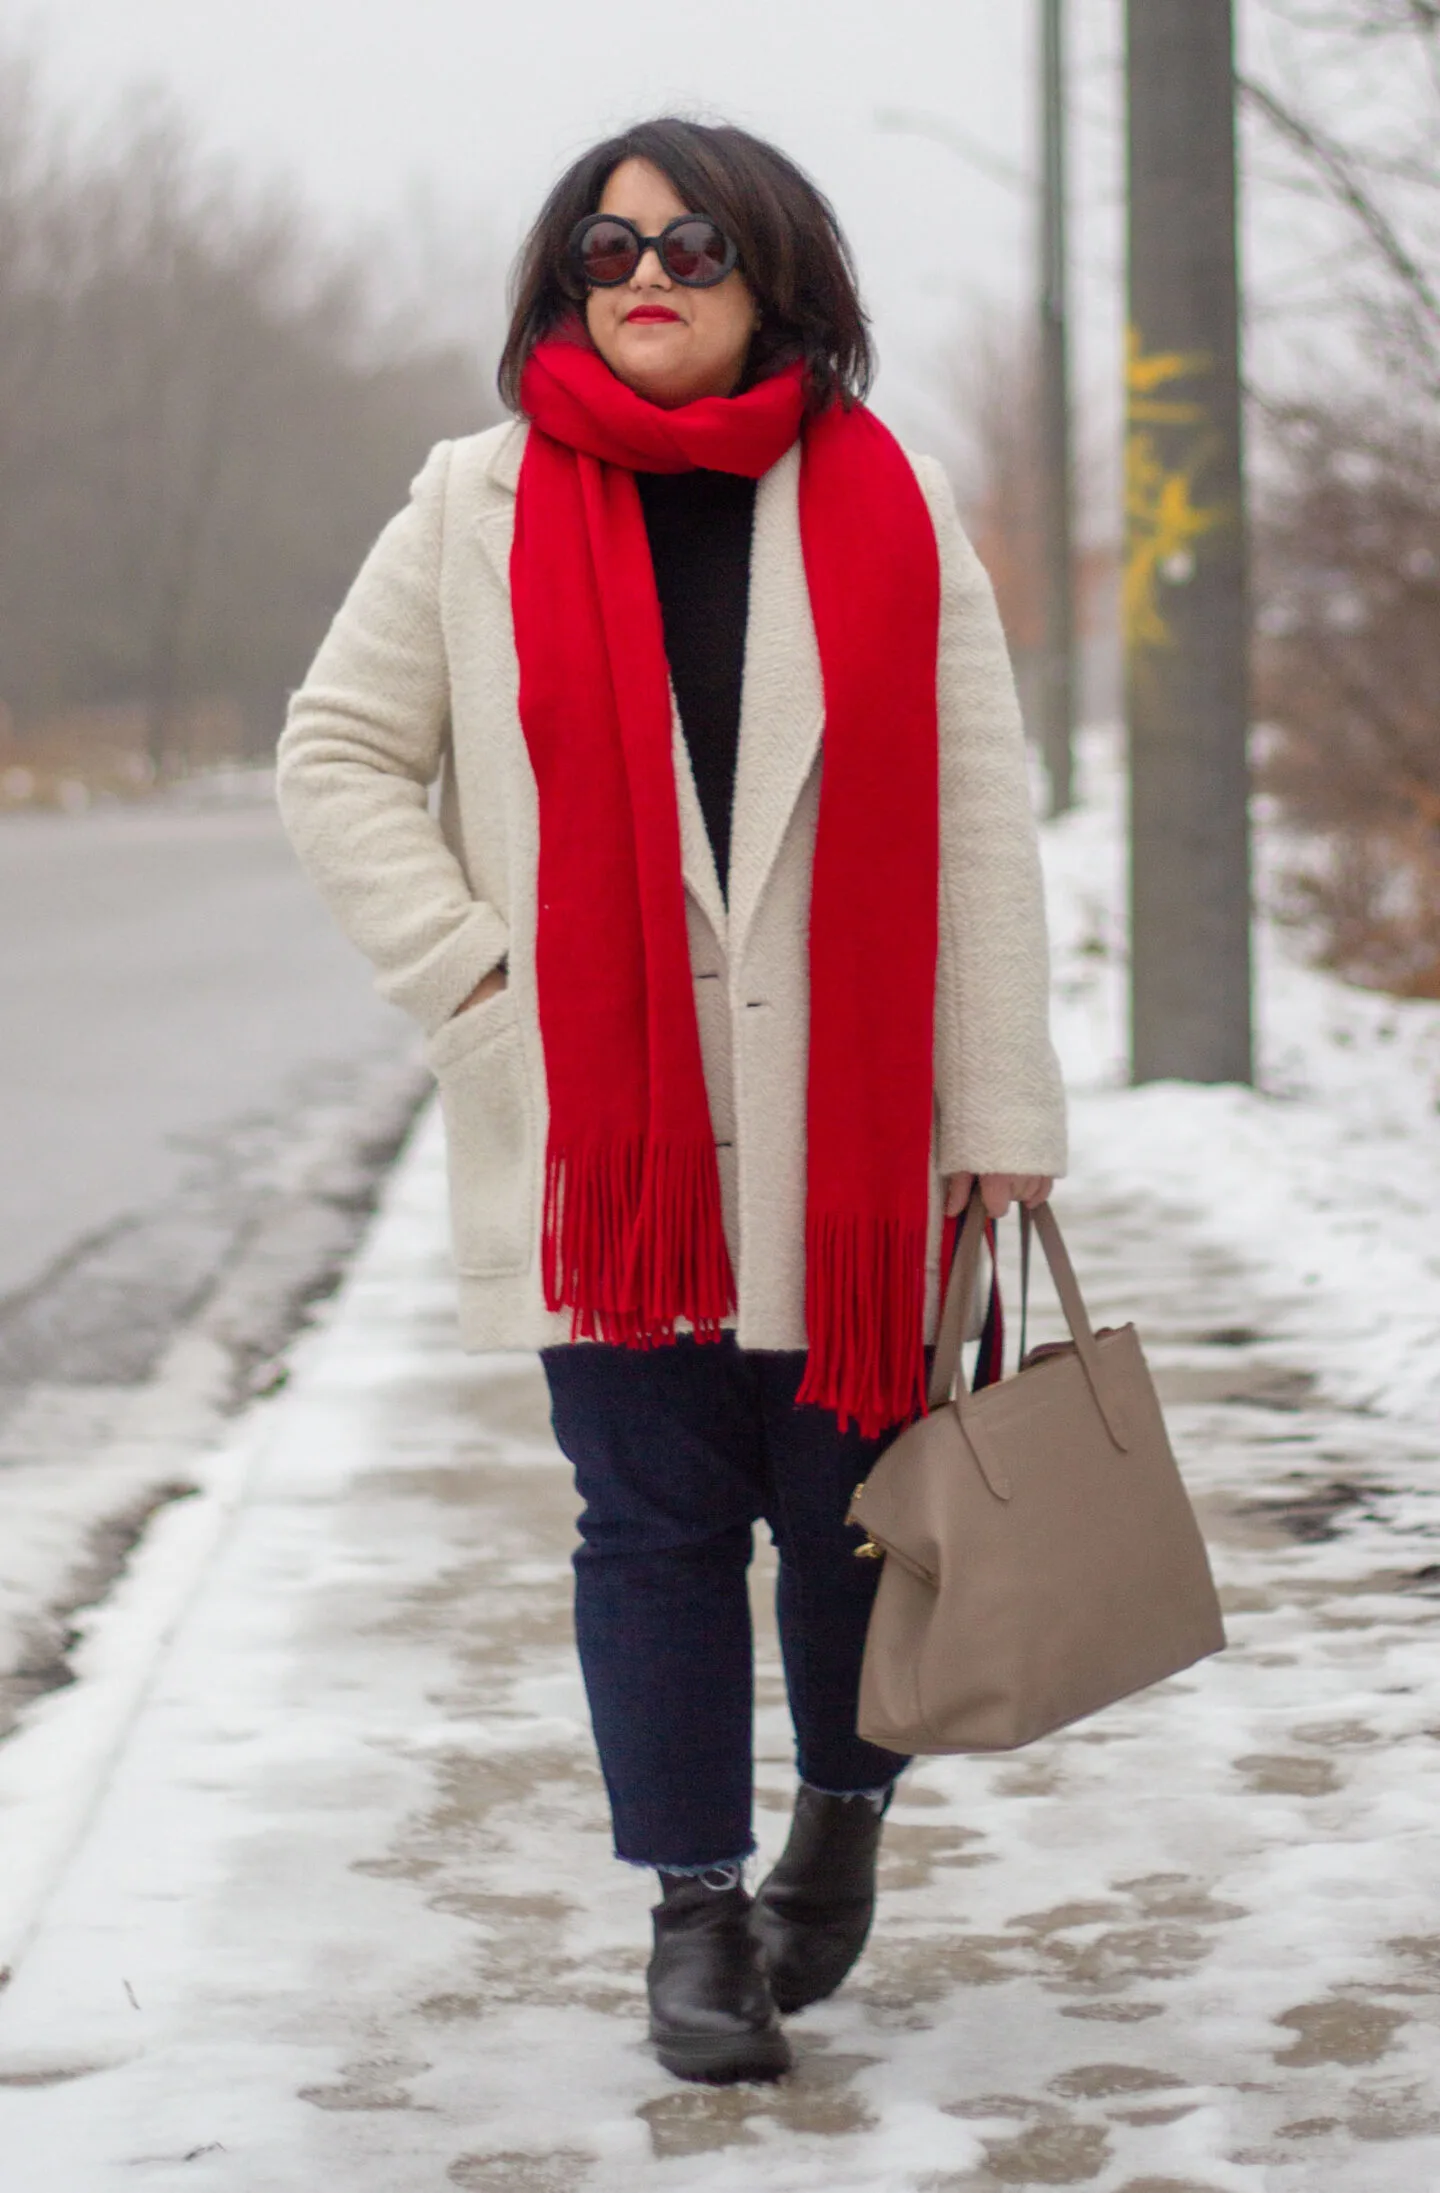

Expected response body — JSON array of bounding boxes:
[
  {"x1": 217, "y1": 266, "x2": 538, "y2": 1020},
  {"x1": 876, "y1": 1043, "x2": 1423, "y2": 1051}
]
[
  {"x1": 749, "y1": 1785, "x2": 888, "y2": 2014},
  {"x1": 647, "y1": 1872, "x2": 792, "y2": 2083}
]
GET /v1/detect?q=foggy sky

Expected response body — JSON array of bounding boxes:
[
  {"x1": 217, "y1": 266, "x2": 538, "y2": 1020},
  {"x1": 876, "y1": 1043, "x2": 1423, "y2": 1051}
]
[{"x1": 14, "y1": 0, "x2": 1126, "y2": 446}]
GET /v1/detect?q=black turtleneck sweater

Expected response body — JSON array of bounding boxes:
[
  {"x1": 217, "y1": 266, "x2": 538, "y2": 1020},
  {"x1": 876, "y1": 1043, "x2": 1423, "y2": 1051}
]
[{"x1": 636, "y1": 468, "x2": 757, "y2": 896}]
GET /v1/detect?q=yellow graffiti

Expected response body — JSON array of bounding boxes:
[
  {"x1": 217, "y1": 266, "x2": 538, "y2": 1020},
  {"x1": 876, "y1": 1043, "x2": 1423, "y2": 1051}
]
[
  {"x1": 1124, "y1": 329, "x2": 1229, "y2": 654},
  {"x1": 1125, "y1": 328, "x2": 1211, "y2": 423}
]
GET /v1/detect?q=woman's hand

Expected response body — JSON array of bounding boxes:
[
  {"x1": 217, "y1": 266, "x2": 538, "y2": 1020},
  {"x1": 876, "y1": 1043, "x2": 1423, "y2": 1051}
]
[
  {"x1": 944, "y1": 1172, "x2": 1053, "y2": 1220},
  {"x1": 452, "y1": 963, "x2": 507, "y2": 1017}
]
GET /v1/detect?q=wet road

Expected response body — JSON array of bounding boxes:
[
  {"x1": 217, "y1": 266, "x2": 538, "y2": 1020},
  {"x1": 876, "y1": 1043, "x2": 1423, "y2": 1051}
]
[{"x1": 0, "y1": 781, "x2": 420, "y2": 1395}]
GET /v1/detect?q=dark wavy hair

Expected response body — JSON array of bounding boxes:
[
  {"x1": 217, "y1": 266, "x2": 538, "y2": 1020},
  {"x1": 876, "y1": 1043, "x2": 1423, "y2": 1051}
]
[{"x1": 497, "y1": 118, "x2": 874, "y2": 415}]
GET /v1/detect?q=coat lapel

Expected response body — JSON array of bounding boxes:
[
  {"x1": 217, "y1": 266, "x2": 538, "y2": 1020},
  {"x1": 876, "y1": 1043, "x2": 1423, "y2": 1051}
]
[
  {"x1": 474, "y1": 421, "x2": 728, "y2": 947},
  {"x1": 669, "y1": 705, "x2": 728, "y2": 944},
  {"x1": 727, "y1": 441, "x2": 824, "y2": 968},
  {"x1": 475, "y1": 423, "x2": 839, "y2": 956},
  {"x1": 472, "y1": 420, "x2": 524, "y2": 585}
]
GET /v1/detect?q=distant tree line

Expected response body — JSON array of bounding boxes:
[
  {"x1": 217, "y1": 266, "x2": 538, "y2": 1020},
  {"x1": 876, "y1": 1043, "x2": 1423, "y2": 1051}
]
[{"x1": 0, "y1": 45, "x2": 500, "y2": 775}]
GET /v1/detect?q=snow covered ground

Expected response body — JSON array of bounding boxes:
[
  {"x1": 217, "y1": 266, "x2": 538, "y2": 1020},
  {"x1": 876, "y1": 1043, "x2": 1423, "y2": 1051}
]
[
  {"x1": 1050, "y1": 730, "x2": 1440, "y2": 1427},
  {"x1": 0, "y1": 733, "x2": 1437, "y2": 2191}
]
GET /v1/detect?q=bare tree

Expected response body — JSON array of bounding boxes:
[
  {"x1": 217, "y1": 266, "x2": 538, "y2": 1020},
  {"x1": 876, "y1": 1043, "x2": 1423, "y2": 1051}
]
[
  {"x1": 942, "y1": 317, "x2": 1045, "y2": 670},
  {"x1": 940, "y1": 311, "x2": 1118, "y2": 741},
  {"x1": 1241, "y1": 1, "x2": 1440, "y2": 988},
  {"x1": 1241, "y1": 4, "x2": 1440, "y2": 395},
  {"x1": 0, "y1": 45, "x2": 501, "y2": 777},
  {"x1": 1256, "y1": 396, "x2": 1440, "y2": 989}
]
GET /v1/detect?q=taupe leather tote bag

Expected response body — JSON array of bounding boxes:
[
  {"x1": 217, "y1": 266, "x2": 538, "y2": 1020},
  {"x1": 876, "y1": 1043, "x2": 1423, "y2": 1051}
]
[{"x1": 847, "y1": 1191, "x2": 1225, "y2": 1753}]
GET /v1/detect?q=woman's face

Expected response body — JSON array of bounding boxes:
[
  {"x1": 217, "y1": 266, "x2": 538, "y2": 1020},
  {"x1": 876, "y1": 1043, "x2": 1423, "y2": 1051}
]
[{"x1": 583, "y1": 158, "x2": 758, "y2": 408}]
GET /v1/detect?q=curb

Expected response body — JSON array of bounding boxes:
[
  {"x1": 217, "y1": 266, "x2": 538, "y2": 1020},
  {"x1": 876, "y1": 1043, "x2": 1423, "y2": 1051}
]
[{"x1": 0, "y1": 1391, "x2": 274, "y2": 1984}]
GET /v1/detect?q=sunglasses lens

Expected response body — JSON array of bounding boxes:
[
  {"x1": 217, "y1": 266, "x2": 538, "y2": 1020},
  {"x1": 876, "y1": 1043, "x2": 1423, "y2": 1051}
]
[
  {"x1": 577, "y1": 219, "x2": 638, "y2": 285},
  {"x1": 663, "y1": 219, "x2": 732, "y2": 285}
]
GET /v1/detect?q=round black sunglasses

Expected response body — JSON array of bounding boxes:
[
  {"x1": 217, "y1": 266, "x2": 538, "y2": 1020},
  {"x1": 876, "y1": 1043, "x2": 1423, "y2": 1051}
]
[{"x1": 567, "y1": 213, "x2": 739, "y2": 291}]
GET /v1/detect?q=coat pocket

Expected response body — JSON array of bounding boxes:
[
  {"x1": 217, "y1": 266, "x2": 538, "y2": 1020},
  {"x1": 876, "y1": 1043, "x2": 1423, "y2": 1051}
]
[{"x1": 424, "y1": 990, "x2": 535, "y2": 1278}]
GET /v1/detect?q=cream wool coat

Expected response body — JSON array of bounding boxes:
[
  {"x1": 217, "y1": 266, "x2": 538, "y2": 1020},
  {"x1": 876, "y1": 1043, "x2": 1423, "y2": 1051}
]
[{"x1": 277, "y1": 418, "x2": 1067, "y2": 1353}]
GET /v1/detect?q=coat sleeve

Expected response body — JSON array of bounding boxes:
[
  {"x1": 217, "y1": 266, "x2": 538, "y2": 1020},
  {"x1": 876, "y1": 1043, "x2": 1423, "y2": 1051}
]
[
  {"x1": 909, "y1": 453, "x2": 1068, "y2": 1178},
  {"x1": 275, "y1": 439, "x2": 511, "y2": 1034}
]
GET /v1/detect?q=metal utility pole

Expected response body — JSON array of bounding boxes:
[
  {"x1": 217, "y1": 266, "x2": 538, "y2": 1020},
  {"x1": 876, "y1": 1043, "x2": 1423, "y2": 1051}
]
[
  {"x1": 1125, "y1": 0, "x2": 1253, "y2": 1084},
  {"x1": 1038, "y1": 0, "x2": 1075, "y2": 818}
]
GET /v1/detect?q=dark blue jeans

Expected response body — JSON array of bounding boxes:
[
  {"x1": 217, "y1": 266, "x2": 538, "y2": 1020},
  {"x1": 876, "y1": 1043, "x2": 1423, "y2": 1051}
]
[{"x1": 541, "y1": 1335, "x2": 910, "y2": 1871}]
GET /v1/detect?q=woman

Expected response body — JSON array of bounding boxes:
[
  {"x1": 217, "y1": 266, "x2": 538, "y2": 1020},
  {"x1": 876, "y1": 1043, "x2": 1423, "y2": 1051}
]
[{"x1": 277, "y1": 118, "x2": 1065, "y2": 2086}]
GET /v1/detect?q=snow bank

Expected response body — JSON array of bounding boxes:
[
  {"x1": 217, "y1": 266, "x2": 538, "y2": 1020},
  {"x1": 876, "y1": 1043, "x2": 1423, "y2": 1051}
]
[{"x1": 1046, "y1": 729, "x2": 1440, "y2": 1426}]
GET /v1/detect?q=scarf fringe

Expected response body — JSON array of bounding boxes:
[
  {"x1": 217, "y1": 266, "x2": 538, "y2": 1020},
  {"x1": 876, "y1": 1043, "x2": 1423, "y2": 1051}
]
[
  {"x1": 543, "y1": 1132, "x2": 736, "y2": 1347},
  {"x1": 794, "y1": 1211, "x2": 929, "y2": 1440}
]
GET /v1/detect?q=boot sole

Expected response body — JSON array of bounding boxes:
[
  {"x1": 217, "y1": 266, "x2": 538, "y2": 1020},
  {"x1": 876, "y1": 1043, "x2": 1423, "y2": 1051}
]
[{"x1": 650, "y1": 2023, "x2": 792, "y2": 2084}]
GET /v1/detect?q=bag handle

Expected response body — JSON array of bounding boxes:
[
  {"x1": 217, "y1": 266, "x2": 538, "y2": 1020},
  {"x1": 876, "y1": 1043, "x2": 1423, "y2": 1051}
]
[
  {"x1": 930, "y1": 1190, "x2": 1131, "y2": 1454},
  {"x1": 927, "y1": 1188, "x2": 991, "y2": 1410},
  {"x1": 1021, "y1": 1203, "x2": 1131, "y2": 1450}
]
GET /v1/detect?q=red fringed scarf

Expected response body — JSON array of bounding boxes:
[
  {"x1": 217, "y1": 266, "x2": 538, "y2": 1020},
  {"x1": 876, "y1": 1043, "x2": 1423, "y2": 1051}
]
[{"x1": 512, "y1": 338, "x2": 940, "y2": 1435}]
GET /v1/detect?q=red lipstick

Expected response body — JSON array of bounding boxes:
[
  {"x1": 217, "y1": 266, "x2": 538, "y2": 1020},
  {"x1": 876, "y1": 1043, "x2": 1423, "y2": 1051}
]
[{"x1": 626, "y1": 305, "x2": 682, "y2": 323}]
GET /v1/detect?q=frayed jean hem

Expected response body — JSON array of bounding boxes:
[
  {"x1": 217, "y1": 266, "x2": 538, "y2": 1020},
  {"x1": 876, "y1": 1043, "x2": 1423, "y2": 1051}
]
[{"x1": 618, "y1": 1844, "x2": 756, "y2": 1878}]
